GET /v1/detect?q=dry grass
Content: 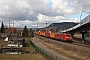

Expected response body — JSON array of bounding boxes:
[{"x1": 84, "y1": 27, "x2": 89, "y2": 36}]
[
  {"x1": 0, "y1": 39, "x2": 8, "y2": 47},
  {"x1": 42, "y1": 41, "x2": 84, "y2": 60},
  {"x1": 85, "y1": 37, "x2": 90, "y2": 41},
  {"x1": 0, "y1": 54, "x2": 46, "y2": 60},
  {"x1": 38, "y1": 37, "x2": 87, "y2": 60},
  {"x1": 30, "y1": 37, "x2": 33, "y2": 40}
]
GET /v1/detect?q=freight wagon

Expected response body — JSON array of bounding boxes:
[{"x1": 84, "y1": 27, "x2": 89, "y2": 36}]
[{"x1": 35, "y1": 31, "x2": 72, "y2": 42}]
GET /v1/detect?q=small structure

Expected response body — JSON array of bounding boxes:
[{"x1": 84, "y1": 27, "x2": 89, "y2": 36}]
[
  {"x1": 0, "y1": 33, "x2": 8, "y2": 40},
  {"x1": 0, "y1": 33, "x2": 8, "y2": 38},
  {"x1": 4, "y1": 37, "x2": 8, "y2": 41},
  {"x1": 7, "y1": 38, "x2": 25, "y2": 47},
  {"x1": 8, "y1": 34, "x2": 18, "y2": 41},
  {"x1": 7, "y1": 44, "x2": 18, "y2": 47},
  {"x1": 2, "y1": 47, "x2": 22, "y2": 54},
  {"x1": 17, "y1": 38, "x2": 25, "y2": 47}
]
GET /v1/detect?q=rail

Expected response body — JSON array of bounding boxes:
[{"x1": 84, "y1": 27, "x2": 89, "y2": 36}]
[{"x1": 39, "y1": 36, "x2": 90, "y2": 59}]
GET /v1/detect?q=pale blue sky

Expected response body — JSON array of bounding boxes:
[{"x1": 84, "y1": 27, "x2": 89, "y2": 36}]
[
  {"x1": 67, "y1": 12, "x2": 89, "y2": 21},
  {"x1": 48, "y1": 2, "x2": 52, "y2": 8}
]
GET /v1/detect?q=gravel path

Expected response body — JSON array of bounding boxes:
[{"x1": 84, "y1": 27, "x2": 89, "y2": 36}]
[{"x1": 32, "y1": 36, "x2": 75, "y2": 60}]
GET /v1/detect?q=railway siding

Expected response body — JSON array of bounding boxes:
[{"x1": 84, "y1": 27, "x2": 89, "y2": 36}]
[
  {"x1": 39, "y1": 36, "x2": 90, "y2": 60},
  {"x1": 56, "y1": 40, "x2": 90, "y2": 57}
]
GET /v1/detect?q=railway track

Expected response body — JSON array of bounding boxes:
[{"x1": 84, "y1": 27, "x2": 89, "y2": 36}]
[
  {"x1": 38, "y1": 35, "x2": 90, "y2": 48},
  {"x1": 37, "y1": 35, "x2": 90, "y2": 60},
  {"x1": 72, "y1": 39, "x2": 90, "y2": 48}
]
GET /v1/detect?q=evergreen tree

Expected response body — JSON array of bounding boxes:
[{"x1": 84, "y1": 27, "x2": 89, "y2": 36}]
[
  {"x1": 1, "y1": 22, "x2": 4, "y2": 33},
  {"x1": 22, "y1": 26, "x2": 28, "y2": 37},
  {"x1": 28, "y1": 28, "x2": 34, "y2": 37}
]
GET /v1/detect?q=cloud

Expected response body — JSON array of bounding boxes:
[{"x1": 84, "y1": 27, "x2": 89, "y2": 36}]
[
  {"x1": 0, "y1": 0, "x2": 67, "y2": 20},
  {"x1": 0, "y1": 0, "x2": 90, "y2": 28},
  {"x1": 37, "y1": 14, "x2": 70, "y2": 23},
  {"x1": 71, "y1": 0, "x2": 90, "y2": 13}
]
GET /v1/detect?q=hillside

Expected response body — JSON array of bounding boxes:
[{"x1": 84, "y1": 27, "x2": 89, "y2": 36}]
[
  {"x1": 46, "y1": 22, "x2": 78, "y2": 32},
  {"x1": 20, "y1": 22, "x2": 79, "y2": 32}
]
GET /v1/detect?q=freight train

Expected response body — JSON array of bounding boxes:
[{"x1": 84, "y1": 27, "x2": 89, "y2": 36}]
[{"x1": 35, "y1": 31, "x2": 73, "y2": 42}]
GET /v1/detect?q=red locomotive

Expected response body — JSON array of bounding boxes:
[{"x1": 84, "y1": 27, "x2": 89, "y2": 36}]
[{"x1": 35, "y1": 30, "x2": 72, "y2": 42}]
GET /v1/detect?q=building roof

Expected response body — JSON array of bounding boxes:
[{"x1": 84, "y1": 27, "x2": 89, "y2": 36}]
[{"x1": 17, "y1": 38, "x2": 24, "y2": 41}]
